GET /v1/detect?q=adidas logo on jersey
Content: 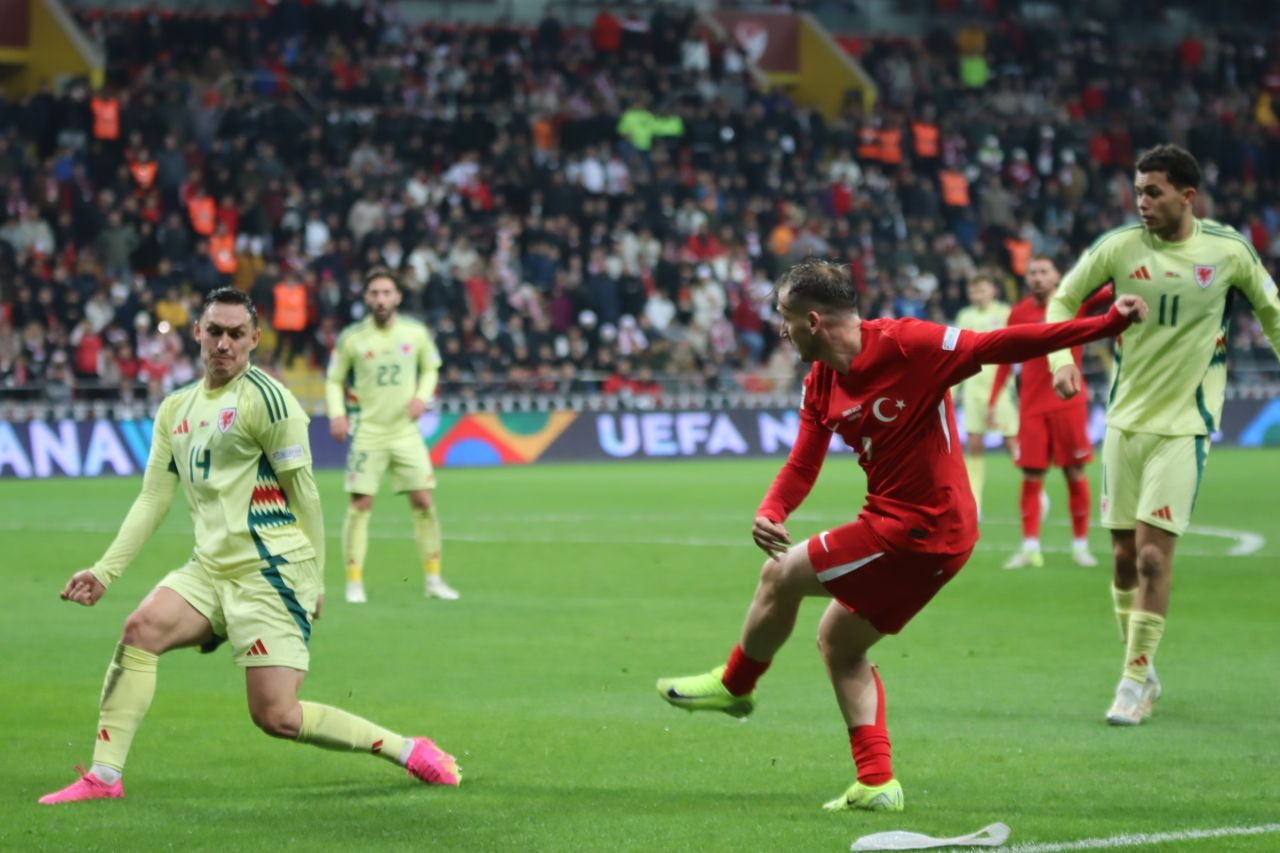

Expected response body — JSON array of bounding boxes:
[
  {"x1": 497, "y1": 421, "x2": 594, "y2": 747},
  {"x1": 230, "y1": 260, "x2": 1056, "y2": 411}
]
[
  {"x1": 1128, "y1": 266, "x2": 1152, "y2": 280},
  {"x1": 244, "y1": 639, "x2": 269, "y2": 657},
  {"x1": 172, "y1": 419, "x2": 190, "y2": 435},
  {"x1": 1150, "y1": 506, "x2": 1173, "y2": 522}
]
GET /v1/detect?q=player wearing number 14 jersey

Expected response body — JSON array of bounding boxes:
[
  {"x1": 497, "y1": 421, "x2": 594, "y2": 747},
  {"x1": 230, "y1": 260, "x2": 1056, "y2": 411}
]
[
  {"x1": 1045, "y1": 144, "x2": 1280, "y2": 726},
  {"x1": 656, "y1": 260, "x2": 1146, "y2": 812},
  {"x1": 40, "y1": 289, "x2": 460, "y2": 805},
  {"x1": 325, "y1": 268, "x2": 456, "y2": 603}
]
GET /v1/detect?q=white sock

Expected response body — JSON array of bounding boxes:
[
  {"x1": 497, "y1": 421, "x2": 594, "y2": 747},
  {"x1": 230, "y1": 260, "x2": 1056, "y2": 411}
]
[
  {"x1": 90, "y1": 763, "x2": 121, "y2": 784},
  {"x1": 1072, "y1": 537, "x2": 1089, "y2": 550},
  {"x1": 1022, "y1": 538, "x2": 1040, "y2": 552},
  {"x1": 398, "y1": 737, "x2": 416, "y2": 766}
]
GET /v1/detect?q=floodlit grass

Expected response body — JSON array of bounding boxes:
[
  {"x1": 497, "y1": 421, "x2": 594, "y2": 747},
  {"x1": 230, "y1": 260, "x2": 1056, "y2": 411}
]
[{"x1": 2, "y1": 452, "x2": 1277, "y2": 851}]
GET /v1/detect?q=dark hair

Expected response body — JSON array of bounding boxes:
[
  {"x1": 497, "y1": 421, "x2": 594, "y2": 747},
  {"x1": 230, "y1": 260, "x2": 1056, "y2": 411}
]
[
  {"x1": 775, "y1": 259, "x2": 858, "y2": 313},
  {"x1": 1135, "y1": 144, "x2": 1201, "y2": 190},
  {"x1": 363, "y1": 266, "x2": 403, "y2": 293},
  {"x1": 1028, "y1": 254, "x2": 1057, "y2": 267},
  {"x1": 201, "y1": 287, "x2": 258, "y2": 328}
]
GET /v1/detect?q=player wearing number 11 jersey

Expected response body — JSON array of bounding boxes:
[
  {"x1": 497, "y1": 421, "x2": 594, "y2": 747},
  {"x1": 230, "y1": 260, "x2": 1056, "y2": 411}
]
[
  {"x1": 326, "y1": 268, "x2": 456, "y2": 603},
  {"x1": 656, "y1": 260, "x2": 1146, "y2": 812},
  {"x1": 1045, "y1": 144, "x2": 1280, "y2": 726}
]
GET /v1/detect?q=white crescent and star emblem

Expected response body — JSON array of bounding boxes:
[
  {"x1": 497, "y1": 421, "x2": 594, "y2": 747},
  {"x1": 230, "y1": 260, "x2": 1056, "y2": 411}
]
[{"x1": 872, "y1": 397, "x2": 906, "y2": 422}]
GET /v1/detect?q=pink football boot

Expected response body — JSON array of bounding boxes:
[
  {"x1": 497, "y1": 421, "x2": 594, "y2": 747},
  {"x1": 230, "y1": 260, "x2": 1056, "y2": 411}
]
[
  {"x1": 404, "y1": 738, "x2": 461, "y2": 786},
  {"x1": 39, "y1": 767, "x2": 124, "y2": 804}
]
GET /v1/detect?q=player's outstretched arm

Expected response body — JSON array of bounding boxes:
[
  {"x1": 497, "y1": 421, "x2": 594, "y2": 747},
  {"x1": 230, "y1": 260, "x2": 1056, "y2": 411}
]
[
  {"x1": 74, "y1": 463, "x2": 180, "y2": 600},
  {"x1": 971, "y1": 297, "x2": 1145, "y2": 367}
]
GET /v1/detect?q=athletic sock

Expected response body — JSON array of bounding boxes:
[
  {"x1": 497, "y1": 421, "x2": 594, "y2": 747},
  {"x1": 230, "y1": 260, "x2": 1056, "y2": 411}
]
[
  {"x1": 297, "y1": 701, "x2": 407, "y2": 766},
  {"x1": 850, "y1": 667, "x2": 893, "y2": 785},
  {"x1": 92, "y1": 643, "x2": 158, "y2": 774},
  {"x1": 1067, "y1": 476, "x2": 1091, "y2": 539},
  {"x1": 1122, "y1": 610, "x2": 1165, "y2": 684},
  {"x1": 413, "y1": 506, "x2": 442, "y2": 577},
  {"x1": 1020, "y1": 478, "x2": 1043, "y2": 541},
  {"x1": 721, "y1": 644, "x2": 770, "y2": 696},
  {"x1": 1111, "y1": 585, "x2": 1136, "y2": 643},
  {"x1": 965, "y1": 454, "x2": 986, "y2": 515},
  {"x1": 342, "y1": 506, "x2": 371, "y2": 583}
]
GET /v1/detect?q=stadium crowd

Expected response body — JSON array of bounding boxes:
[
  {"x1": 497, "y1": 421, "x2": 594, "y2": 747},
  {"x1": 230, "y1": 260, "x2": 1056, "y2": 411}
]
[{"x1": 1, "y1": 1, "x2": 1279, "y2": 406}]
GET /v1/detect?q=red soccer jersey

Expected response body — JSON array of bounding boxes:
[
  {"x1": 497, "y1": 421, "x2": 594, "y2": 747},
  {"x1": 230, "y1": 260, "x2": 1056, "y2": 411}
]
[
  {"x1": 762, "y1": 318, "x2": 985, "y2": 555},
  {"x1": 990, "y1": 286, "x2": 1112, "y2": 416},
  {"x1": 759, "y1": 306, "x2": 1131, "y2": 557}
]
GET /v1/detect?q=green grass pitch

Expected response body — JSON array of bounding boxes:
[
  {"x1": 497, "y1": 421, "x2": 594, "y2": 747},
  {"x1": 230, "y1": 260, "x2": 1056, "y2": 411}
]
[{"x1": 2, "y1": 451, "x2": 1277, "y2": 851}]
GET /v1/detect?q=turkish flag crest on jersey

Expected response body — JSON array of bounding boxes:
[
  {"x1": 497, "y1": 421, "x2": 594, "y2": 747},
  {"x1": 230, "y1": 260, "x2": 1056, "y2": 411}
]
[{"x1": 218, "y1": 407, "x2": 238, "y2": 433}]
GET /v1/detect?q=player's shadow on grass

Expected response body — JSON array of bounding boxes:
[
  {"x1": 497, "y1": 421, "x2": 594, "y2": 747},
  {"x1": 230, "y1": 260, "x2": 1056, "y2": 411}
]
[{"x1": 284, "y1": 781, "x2": 470, "y2": 799}]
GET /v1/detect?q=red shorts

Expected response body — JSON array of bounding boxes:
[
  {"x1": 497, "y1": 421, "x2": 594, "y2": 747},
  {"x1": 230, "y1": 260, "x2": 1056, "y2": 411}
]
[
  {"x1": 1014, "y1": 408, "x2": 1092, "y2": 470},
  {"x1": 807, "y1": 514, "x2": 972, "y2": 635}
]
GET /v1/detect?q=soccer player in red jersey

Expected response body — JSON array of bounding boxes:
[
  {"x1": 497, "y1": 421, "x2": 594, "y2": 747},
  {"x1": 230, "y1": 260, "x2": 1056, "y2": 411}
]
[
  {"x1": 988, "y1": 256, "x2": 1114, "y2": 569},
  {"x1": 656, "y1": 259, "x2": 1147, "y2": 812}
]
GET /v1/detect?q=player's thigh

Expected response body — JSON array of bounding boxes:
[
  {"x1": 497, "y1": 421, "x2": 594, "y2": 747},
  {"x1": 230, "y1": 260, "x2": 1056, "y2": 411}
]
[
  {"x1": 387, "y1": 436, "x2": 436, "y2": 493},
  {"x1": 1015, "y1": 413, "x2": 1050, "y2": 470},
  {"x1": 223, "y1": 560, "x2": 321, "y2": 671},
  {"x1": 155, "y1": 559, "x2": 227, "y2": 644},
  {"x1": 1137, "y1": 434, "x2": 1206, "y2": 535},
  {"x1": 344, "y1": 442, "x2": 390, "y2": 495},
  {"x1": 1100, "y1": 427, "x2": 1141, "y2": 530},
  {"x1": 1048, "y1": 407, "x2": 1093, "y2": 468}
]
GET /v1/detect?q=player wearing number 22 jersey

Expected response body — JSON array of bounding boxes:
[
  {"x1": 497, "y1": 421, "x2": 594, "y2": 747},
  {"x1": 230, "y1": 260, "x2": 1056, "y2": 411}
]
[
  {"x1": 656, "y1": 260, "x2": 1144, "y2": 815},
  {"x1": 325, "y1": 269, "x2": 457, "y2": 603}
]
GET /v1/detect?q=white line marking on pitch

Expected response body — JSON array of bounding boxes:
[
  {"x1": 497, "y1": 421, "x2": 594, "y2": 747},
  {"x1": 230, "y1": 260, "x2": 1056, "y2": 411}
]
[
  {"x1": 0, "y1": 517, "x2": 1268, "y2": 558},
  {"x1": 1008, "y1": 821, "x2": 1280, "y2": 852}
]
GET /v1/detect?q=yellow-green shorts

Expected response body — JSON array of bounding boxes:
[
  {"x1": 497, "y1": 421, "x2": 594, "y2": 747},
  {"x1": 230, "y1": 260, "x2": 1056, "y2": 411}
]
[
  {"x1": 344, "y1": 434, "x2": 436, "y2": 495},
  {"x1": 1100, "y1": 427, "x2": 1209, "y2": 536},
  {"x1": 158, "y1": 557, "x2": 319, "y2": 670},
  {"x1": 963, "y1": 384, "x2": 1018, "y2": 438}
]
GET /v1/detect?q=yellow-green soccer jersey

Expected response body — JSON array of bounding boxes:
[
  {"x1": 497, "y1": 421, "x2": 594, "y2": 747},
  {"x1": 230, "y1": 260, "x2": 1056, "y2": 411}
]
[
  {"x1": 1048, "y1": 220, "x2": 1280, "y2": 436},
  {"x1": 150, "y1": 367, "x2": 314, "y2": 577},
  {"x1": 325, "y1": 316, "x2": 442, "y2": 443},
  {"x1": 954, "y1": 301, "x2": 1013, "y2": 397}
]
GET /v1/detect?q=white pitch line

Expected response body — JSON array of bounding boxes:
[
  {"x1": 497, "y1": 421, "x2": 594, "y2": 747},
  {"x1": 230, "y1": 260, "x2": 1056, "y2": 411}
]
[
  {"x1": 0, "y1": 517, "x2": 1268, "y2": 558},
  {"x1": 1008, "y1": 821, "x2": 1280, "y2": 852}
]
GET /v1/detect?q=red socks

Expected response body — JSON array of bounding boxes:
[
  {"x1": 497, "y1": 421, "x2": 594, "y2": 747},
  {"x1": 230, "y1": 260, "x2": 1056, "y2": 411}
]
[
  {"x1": 849, "y1": 667, "x2": 893, "y2": 785},
  {"x1": 1067, "y1": 476, "x2": 1091, "y2": 539},
  {"x1": 1020, "y1": 477, "x2": 1043, "y2": 540},
  {"x1": 721, "y1": 644, "x2": 771, "y2": 696}
]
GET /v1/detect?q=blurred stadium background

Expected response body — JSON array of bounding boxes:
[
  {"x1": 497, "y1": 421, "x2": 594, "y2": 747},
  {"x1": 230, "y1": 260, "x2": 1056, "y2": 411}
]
[{"x1": 2, "y1": 0, "x2": 1278, "y2": 447}]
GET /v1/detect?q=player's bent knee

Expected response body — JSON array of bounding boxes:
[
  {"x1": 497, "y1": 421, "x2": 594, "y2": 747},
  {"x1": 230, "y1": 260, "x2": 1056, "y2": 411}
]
[
  {"x1": 120, "y1": 607, "x2": 170, "y2": 652},
  {"x1": 350, "y1": 495, "x2": 374, "y2": 512},
  {"x1": 250, "y1": 701, "x2": 300, "y2": 739}
]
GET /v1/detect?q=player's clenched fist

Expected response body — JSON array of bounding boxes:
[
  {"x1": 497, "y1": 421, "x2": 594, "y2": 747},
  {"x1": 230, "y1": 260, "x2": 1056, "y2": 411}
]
[
  {"x1": 1112, "y1": 294, "x2": 1148, "y2": 322},
  {"x1": 752, "y1": 516, "x2": 791, "y2": 559},
  {"x1": 60, "y1": 569, "x2": 106, "y2": 607}
]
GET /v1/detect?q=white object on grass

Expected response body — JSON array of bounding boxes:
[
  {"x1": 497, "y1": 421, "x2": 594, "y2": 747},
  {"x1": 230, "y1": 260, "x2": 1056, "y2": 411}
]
[{"x1": 852, "y1": 822, "x2": 1011, "y2": 851}]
